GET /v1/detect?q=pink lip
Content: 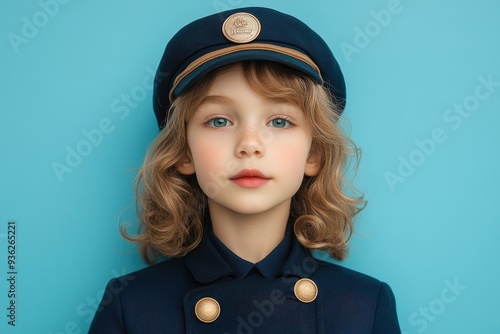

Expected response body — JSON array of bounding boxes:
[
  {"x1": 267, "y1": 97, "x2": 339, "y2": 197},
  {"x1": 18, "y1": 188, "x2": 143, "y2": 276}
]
[
  {"x1": 230, "y1": 169, "x2": 270, "y2": 188},
  {"x1": 230, "y1": 169, "x2": 268, "y2": 179}
]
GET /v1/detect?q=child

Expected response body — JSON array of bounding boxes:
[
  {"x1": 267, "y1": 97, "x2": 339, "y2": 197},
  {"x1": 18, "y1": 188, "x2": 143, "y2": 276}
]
[{"x1": 89, "y1": 7, "x2": 401, "y2": 333}]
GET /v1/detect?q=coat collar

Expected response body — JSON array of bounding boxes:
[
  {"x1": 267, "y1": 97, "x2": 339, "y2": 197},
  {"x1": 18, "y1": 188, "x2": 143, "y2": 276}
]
[
  {"x1": 185, "y1": 216, "x2": 317, "y2": 284},
  {"x1": 208, "y1": 223, "x2": 294, "y2": 279}
]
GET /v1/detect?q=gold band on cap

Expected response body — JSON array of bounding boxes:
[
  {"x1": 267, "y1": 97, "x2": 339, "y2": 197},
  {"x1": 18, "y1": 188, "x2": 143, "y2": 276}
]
[{"x1": 169, "y1": 43, "x2": 321, "y2": 102}]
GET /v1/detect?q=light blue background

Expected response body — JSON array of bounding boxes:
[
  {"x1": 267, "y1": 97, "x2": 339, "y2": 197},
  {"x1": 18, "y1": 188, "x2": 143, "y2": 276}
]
[{"x1": 1, "y1": 0, "x2": 499, "y2": 333}]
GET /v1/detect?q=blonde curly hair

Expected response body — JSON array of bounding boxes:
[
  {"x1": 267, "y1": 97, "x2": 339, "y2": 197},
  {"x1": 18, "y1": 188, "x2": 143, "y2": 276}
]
[{"x1": 125, "y1": 60, "x2": 364, "y2": 263}]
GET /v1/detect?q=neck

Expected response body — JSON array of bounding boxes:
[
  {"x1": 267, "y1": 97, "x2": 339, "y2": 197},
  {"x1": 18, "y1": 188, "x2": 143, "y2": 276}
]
[{"x1": 208, "y1": 199, "x2": 290, "y2": 263}]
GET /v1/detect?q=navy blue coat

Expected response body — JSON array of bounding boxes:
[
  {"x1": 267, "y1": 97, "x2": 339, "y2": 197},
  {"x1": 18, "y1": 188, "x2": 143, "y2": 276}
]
[{"x1": 89, "y1": 223, "x2": 401, "y2": 333}]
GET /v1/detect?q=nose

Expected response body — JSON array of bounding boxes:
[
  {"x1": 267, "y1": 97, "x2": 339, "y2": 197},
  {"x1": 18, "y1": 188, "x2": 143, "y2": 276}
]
[{"x1": 234, "y1": 125, "x2": 265, "y2": 158}]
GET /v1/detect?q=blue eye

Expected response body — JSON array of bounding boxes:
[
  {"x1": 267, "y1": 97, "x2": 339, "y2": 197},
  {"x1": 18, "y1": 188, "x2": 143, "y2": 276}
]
[
  {"x1": 207, "y1": 117, "x2": 230, "y2": 127},
  {"x1": 268, "y1": 118, "x2": 291, "y2": 128}
]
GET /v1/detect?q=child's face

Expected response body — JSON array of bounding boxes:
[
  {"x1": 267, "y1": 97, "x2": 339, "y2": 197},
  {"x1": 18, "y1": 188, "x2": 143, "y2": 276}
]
[{"x1": 179, "y1": 65, "x2": 320, "y2": 216}]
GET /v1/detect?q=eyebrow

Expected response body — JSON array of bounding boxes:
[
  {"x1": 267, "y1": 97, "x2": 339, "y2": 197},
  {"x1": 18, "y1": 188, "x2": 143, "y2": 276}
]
[
  {"x1": 267, "y1": 97, "x2": 299, "y2": 107},
  {"x1": 199, "y1": 95, "x2": 234, "y2": 106},
  {"x1": 199, "y1": 95, "x2": 297, "y2": 113},
  {"x1": 267, "y1": 98, "x2": 302, "y2": 115}
]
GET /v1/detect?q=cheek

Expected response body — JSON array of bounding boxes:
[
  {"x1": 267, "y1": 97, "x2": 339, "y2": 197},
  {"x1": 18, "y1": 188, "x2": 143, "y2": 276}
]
[
  {"x1": 187, "y1": 127, "x2": 214, "y2": 165},
  {"x1": 277, "y1": 148, "x2": 309, "y2": 163},
  {"x1": 271, "y1": 135, "x2": 312, "y2": 166},
  {"x1": 194, "y1": 147, "x2": 220, "y2": 169},
  {"x1": 189, "y1": 135, "x2": 230, "y2": 183},
  {"x1": 189, "y1": 140, "x2": 234, "y2": 200},
  {"x1": 192, "y1": 143, "x2": 220, "y2": 169}
]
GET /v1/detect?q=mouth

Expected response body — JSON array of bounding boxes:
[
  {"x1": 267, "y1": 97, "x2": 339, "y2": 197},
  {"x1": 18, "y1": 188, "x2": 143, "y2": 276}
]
[
  {"x1": 230, "y1": 169, "x2": 269, "y2": 179},
  {"x1": 229, "y1": 169, "x2": 270, "y2": 188}
]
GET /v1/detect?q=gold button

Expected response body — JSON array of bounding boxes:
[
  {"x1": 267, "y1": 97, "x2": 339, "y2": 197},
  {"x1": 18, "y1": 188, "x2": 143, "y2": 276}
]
[
  {"x1": 195, "y1": 297, "x2": 220, "y2": 323},
  {"x1": 294, "y1": 278, "x2": 318, "y2": 303}
]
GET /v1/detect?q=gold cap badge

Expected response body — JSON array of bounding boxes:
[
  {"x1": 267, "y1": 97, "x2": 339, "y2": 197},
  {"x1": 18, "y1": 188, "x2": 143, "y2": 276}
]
[{"x1": 222, "y1": 12, "x2": 261, "y2": 44}]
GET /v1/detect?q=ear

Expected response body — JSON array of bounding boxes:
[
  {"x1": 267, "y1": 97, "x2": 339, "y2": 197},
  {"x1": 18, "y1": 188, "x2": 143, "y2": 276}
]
[
  {"x1": 177, "y1": 151, "x2": 196, "y2": 175},
  {"x1": 304, "y1": 149, "x2": 321, "y2": 177}
]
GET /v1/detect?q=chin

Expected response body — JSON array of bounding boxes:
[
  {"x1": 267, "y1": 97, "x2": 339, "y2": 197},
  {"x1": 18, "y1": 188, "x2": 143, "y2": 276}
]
[{"x1": 227, "y1": 204, "x2": 273, "y2": 216}]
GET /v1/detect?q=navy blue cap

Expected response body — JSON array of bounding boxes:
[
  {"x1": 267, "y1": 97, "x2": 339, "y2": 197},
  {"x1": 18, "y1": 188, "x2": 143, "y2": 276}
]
[{"x1": 153, "y1": 7, "x2": 346, "y2": 129}]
